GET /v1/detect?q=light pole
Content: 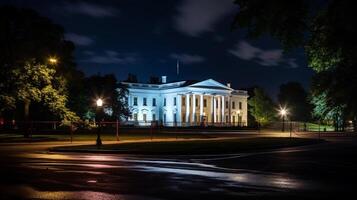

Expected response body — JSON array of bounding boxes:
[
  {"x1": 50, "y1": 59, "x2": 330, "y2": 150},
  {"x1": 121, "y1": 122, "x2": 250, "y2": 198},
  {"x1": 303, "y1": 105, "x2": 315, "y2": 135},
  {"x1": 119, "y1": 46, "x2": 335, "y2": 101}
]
[
  {"x1": 96, "y1": 98, "x2": 103, "y2": 148},
  {"x1": 279, "y1": 108, "x2": 287, "y2": 132}
]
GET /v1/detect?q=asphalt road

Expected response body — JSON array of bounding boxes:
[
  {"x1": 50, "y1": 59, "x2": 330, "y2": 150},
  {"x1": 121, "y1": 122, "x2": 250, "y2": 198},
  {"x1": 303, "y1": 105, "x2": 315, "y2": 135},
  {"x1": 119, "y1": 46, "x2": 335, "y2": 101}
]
[{"x1": 0, "y1": 134, "x2": 356, "y2": 199}]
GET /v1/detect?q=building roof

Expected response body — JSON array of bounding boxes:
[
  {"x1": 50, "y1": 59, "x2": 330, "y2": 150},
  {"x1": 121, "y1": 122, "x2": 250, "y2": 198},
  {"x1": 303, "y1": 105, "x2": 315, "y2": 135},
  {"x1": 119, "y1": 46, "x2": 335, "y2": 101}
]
[{"x1": 121, "y1": 79, "x2": 248, "y2": 95}]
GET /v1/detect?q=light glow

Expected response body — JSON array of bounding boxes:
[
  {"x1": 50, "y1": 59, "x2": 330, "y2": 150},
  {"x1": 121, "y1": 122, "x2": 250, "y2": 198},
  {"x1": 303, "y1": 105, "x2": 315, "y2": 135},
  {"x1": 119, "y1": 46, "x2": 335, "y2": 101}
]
[
  {"x1": 48, "y1": 57, "x2": 58, "y2": 64},
  {"x1": 96, "y1": 98, "x2": 103, "y2": 107}
]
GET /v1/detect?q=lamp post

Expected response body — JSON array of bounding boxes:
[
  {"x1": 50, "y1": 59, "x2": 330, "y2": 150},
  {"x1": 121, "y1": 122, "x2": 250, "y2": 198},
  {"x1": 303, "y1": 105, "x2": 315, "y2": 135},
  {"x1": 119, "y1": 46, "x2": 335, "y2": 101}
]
[
  {"x1": 279, "y1": 108, "x2": 287, "y2": 132},
  {"x1": 96, "y1": 98, "x2": 103, "y2": 148}
]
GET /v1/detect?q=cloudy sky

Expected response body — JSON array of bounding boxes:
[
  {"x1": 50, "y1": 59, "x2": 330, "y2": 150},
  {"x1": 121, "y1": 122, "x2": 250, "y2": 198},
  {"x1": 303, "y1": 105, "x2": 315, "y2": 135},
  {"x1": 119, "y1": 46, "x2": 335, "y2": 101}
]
[{"x1": 1, "y1": 0, "x2": 313, "y2": 97}]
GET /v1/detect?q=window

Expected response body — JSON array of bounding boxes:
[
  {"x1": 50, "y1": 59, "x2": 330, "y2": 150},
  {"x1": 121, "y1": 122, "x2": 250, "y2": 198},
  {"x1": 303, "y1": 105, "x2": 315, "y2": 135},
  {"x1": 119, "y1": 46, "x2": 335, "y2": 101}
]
[
  {"x1": 216, "y1": 101, "x2": 218, "y2": 108},
  {"x1": 143, "y1": 98, "x2": 147, "y2": 106},
  {"x1": 174, "y1": 97, "x2": 177, "y2": 106},
  {"x1": 143, "y1": 114, "x2": 147, "y2": 122},
  {"x1": 163, "y1": 114, "x2": 166, "y2": 123},
  {"x1": 152, "y1": 98, "x2": 156, "y2": 106},
  {"x1": 182, "y1": 97, "x2": 186, "y2": 106},
  {"x1": 174, "y1": 113, "x2": 177, "y2": 123},
  {"x1": 204, "y1": 99, "x2": 207, "y2": 107},
  {"x1": 133, "y1": 97, "x2": 138, "y2": 106},
  {"x1": 195, "y1": 99, "x2": 198, "y2": 107},
  {"x1": 232, "y1": 116, "x2": 236, "y2": 124},
  {"x1": 226, "y1": 115, "x2": 229, "y2": 122},
  {"x1": 133, "y1": 113, "x2": 138, "y2": 121},
  {"x1": 239, "y1": 101, "x2": 242, "y2": 109},
  {"x1": 225, "y1": 101, "x2": 228, "y2": 109},
  {"x1": 232, "y1": 101, "x2": 235, "y2": 109},
  {"x1": 189, "y1": 98, "x2": 191, "y2": 106},
  {"x1": 164, "y1": 98, "x2": 166, "y2": 106},
  {"x1": 152, "y1": 114, "x2": 156, "y2": 121}
]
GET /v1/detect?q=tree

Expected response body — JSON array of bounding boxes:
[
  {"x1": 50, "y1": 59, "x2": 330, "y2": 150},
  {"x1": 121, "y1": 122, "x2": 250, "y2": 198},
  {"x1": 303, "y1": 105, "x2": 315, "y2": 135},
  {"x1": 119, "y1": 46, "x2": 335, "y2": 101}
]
[
  {"x1": 0, "y1": 6, "x2": 82, "y2": 121},
  {"x1": 232, "y1": 0, "x2": 357, "y2": 130},
  {"x1": 124, "y1": 73, "x2": 138, "y2": 83},
  {"x1": 83, "y1": 74, "x2": 130, "y2": 121},
  {"x1": 148, "y1": 76, "x2": 160, "y2": 84},
  {"x1": 278, "y1": 82, "x2": 312, "y2": 121},
  {"x1": 248, "y1": 88, "x2": 276, "y2": 126}
]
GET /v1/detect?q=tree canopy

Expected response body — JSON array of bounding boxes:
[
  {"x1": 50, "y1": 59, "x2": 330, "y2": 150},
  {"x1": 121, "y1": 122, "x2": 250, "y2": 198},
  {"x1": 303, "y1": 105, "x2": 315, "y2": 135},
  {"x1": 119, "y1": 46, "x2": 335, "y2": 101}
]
[
  {"x1": 233, "y1": 0, "x2": 357, "y2": 129},
  {"x1": 248, "y1": 88, "x2": 276, "y2": 126}
]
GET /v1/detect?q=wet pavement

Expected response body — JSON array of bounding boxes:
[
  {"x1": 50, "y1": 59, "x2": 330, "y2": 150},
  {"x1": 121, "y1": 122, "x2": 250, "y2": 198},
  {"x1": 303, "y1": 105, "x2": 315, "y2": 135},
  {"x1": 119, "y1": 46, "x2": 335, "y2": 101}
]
[{"x1": 0, "y1": 135, "x2": 357, "y2": 199}]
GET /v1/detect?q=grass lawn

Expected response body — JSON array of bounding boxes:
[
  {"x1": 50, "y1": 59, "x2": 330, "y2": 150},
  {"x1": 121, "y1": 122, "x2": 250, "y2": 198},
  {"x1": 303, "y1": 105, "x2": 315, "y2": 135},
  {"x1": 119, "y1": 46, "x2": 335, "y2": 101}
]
[
  {"x1": 52, "y1": 137, "x2": 324, "y2": 155},
  {"x1": 302, "y1": 123, "x2": 334, "y2": 131},
  {"x1": 0, "y1": 131, "x2": 225, "y2": 143}
]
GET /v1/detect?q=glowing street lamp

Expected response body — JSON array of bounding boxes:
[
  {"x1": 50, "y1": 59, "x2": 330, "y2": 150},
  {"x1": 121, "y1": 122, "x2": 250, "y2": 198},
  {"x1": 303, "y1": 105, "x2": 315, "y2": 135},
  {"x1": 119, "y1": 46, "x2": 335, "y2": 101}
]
[
  {"x1": 48, "y1": 57, "x2": 58, "y2": 64},
  {"x1": 96, "y1": 98, "x2": 104, "y2": 148},
  {"x1": 96, "y1": 98, "x2": 103, "y2": 107},
  {"x1": 279, "y1": 107, "x2": 288, "y2": 132}
]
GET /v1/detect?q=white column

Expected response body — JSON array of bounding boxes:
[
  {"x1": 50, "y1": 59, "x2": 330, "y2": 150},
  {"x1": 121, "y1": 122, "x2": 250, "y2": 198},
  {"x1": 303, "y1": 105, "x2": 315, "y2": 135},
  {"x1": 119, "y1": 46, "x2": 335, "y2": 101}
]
[
  {"x1": 177, "y1": 95, "x2": 182, "y2": 124},
  {"x1": 210, "y1": 95, "x2": 214, "y2": 123},
  {"x1": 185, "y1": 94, "x2": 190, "y2": 123},
  {"x1": 199, "y1": 94, "x2": 203, "y2": 122},
  {"x1": 213, "y1": 96, "x2": 216, "y2": 123},
  {"x1": 222, "y1": 95, "x2": 225, "y2": 123},
  {"x1": 192, "y1": 94, "x2": 196, "y2": 123}
]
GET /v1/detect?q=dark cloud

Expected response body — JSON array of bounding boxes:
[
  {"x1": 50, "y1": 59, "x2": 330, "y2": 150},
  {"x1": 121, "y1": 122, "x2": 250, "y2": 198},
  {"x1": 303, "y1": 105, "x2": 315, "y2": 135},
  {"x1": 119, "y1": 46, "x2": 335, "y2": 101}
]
[
  {"x1": 174, "y1": 0, "x2": 234, "y2": 37},
  {"x1": 61, "y1": 1, "x2": 118, "y2": 18},
  {"x1": 65, "y1": 33, "x2": 94, "y2": 46},
  {"x1": 228, "y1": 41, "x2": 298, "y2": 68},
  {"x1": 170, "y1": 53, "x2": 205, "y2": 64},
  {"x1": 80, "y1": 50, "x2": 137, "y2": 64}
]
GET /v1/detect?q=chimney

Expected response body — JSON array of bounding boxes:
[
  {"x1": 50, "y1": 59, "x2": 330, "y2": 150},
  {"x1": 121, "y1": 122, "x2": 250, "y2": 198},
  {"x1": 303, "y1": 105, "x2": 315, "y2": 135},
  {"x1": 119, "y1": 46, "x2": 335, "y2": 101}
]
[
  {"x1": 227, "y1": 83, "x2": 231, "y2": 88},
  {"x1": 161, "y1": 76, "x2": 167, "y2": 83}
]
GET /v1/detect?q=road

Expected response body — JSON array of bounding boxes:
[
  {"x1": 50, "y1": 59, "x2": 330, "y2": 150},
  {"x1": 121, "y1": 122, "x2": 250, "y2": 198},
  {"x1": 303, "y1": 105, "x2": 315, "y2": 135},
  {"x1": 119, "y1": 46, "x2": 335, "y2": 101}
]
[{"x1": 0, "y1": 133, "x2": 357, "y2": 199}]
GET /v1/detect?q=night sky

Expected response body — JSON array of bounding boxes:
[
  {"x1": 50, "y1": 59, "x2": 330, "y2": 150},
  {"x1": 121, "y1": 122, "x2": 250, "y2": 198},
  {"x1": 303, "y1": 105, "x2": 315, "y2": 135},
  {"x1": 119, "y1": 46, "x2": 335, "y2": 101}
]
[{"x1": 1, "y1": 0, "x2": 314, "y2": 98}]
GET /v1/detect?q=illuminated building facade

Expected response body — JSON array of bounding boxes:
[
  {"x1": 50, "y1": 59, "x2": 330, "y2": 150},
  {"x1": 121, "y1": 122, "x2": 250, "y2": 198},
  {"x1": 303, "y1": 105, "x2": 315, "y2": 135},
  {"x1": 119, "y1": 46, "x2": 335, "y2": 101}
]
[{"x1": 121, "y1": 76, "x2": 248, "y2": 126}]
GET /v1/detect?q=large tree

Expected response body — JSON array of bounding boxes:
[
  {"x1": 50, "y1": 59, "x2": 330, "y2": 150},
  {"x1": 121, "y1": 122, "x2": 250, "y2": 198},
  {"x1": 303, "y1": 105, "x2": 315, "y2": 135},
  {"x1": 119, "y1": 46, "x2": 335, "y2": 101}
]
[
  {"x1": 232, "y1": 0, "x2": 357, "y2": 130},
  {"x1": 278, "y1": 82, "x2": 312, "y2": 121},
  {"x1": 0, "y1": 6, "x2": 82, "y2": 122},
  {"x1": 248, "y1": 88, "x2": 276, "y2": 126}
]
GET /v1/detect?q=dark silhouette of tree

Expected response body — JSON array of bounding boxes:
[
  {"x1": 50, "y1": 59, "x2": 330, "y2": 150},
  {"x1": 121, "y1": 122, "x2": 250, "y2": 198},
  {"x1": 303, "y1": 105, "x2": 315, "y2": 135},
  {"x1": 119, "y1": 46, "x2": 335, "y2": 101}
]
[
  {"x1": 83, "y1": 74, "x2": 130, "y2": 121},
  {"x1": 232, "y1": 0, "x2": 357, "y2": 130},
  {"x1": 0, "y1": 6, "x2": 81, "y2": 124},
  {"x1": 148, "y1": 76, "x2": 160, "y2": 84},
  {"x1": 124, "y1": 73, "x2": 138, "y2": 83},
  {"x1": 278, "y1": 82, "x2": 312, "y2": 121}
]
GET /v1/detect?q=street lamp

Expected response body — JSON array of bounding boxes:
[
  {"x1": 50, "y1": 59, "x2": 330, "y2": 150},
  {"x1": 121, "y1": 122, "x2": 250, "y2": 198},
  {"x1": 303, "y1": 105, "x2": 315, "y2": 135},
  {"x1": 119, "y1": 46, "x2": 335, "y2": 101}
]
[
  {"x1": 48, "y1": 57, "x2": 58, "y2": 65},
  {"x1": 96, "y1": 98, "x2": 103, "y2": 148},
  {"x1": 279, "y1": 107, "x2": 288, "y2": 132}
]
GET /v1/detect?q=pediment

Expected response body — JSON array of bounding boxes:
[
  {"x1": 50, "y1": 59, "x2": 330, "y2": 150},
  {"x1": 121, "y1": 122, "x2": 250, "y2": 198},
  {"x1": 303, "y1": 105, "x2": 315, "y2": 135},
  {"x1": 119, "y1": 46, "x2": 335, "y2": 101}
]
[{"x1": 188, "y1": 79, "x2": 232, "y2": 90}]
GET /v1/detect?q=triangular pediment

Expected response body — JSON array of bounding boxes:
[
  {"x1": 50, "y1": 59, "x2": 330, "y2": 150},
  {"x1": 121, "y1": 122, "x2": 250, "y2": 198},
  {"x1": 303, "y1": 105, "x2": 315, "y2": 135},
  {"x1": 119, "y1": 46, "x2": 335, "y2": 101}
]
[{"x1": 187, "y1": 79, "x2": 232, "y2": 90}]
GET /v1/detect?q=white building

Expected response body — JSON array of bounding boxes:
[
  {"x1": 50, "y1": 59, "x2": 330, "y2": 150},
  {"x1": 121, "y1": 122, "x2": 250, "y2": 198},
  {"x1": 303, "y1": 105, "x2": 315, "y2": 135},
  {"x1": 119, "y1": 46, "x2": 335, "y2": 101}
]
[{"x1": 121, "y1": 76, "x2": 248, "y2": 126}]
